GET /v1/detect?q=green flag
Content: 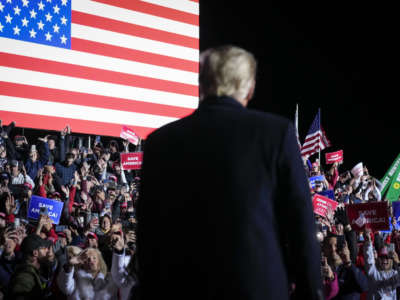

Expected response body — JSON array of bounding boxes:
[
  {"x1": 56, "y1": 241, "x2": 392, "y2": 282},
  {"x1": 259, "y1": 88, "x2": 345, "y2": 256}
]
[
  {"x1": 380, "y1": 153, "x2": 400, "y2": 196},
  {"x1": 385, "y1": 166, "x2": 400, "y2": 202}
]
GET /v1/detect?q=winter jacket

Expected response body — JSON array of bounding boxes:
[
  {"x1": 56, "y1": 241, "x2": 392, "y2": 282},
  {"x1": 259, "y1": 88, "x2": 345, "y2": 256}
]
[
  {"x1": 25, "y1": 141, "x2": 50, "y2": 180},
  {"x1": 364, "y1": 241, "x2": 400, "y2": 299},
  {"x1": 57, "y1": 266, "x2": 118, "y2": 300},
  {"x1": 8, "y1": 262, "x2": 47, "y2": 299},
  {"x1": 111, "y1": 250, "x2": 137, "y2": 300},
  {"x1": 324, "y1": 272, "x2": 339, "y2": 300},
  {"x1": 332, "y1": 263, "x2": 369, "y2": 300},
  {"x1": 0, "y1": 253, "x2": 18, "y2": 290},
  {"x1": 55, "y1": 162, "x2": 77, "y2": 186}
]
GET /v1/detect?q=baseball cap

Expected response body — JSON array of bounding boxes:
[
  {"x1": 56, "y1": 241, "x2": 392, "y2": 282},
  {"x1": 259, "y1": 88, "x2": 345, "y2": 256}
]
[
  {"x1": 378, "y1": 247, "x2": 389, "y2": 258},
  {"x1": 10, "y1": 160, "x2": 18, "y2": 167},
  {"x1": 87, "y1": 232, "x2": 98, "y2": 240},
  {"x1": 0, "y1": 212, "x2": 6, "y2": 219},
  {"x1": 20, "y1": 234, "x2": 52, "y2": 255},
  {"x1": 0, "y1": 172, "x2": 10, "y2": 181},
  {"x1": 24, "y1": 182, "x2": 33, "y2": 190},
  {"x1": 57, "y1": 232, "x2": 67, "y2": 239}
]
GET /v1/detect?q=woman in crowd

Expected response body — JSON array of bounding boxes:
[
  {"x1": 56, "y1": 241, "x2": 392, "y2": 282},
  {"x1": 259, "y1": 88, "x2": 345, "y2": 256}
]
[{"x1": 57, "y1": 247, "x2": 118, "y2": 299}]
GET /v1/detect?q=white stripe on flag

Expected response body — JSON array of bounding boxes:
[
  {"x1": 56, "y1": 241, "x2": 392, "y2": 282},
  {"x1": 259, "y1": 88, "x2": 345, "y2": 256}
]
[
  {"x1": 0, "y1": 96, "x2": 177, "y2": 128},
  {"x1": 0, "y1": 66, "x2": 199, "y2": 109},
  {"x1": 72, "y1": 23, "x2": 198, "y2": 63},
  {"x1": 72, "y1": 0, "x2": 199, "y2": 38},
  {"x1": 1, "y1": 38, "x2": 198, "y2": 85},
  {"x1": 140, "y1": 0, "x2": 199, "y2": 15}
]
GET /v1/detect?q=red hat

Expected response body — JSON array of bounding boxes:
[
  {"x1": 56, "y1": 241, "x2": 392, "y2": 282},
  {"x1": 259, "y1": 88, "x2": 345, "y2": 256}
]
[
  {"x1": 378, "y1": 247, "x2": 389, "y2": 258},
  {"x1": 120, "y1": 202, "x2": 128, "y2": 208},
  {"x1": 50, "y1": 192, "x2": 61, "y2": 199},
  {"x1": 24, "y1": 182, "x2": 33, "y2": 190},
  {"x1": 109, "y1": 175, "x2": 117, "y2": 182},
  {"x1": 87, "y1": 232, "x2": 98, "y2": 241},
  {"x1": 112, "y1": 161, "x2": 120, "y2": 169},
  {"x1": 57, "y1": 232, "x2": 67, "y2": 239}
]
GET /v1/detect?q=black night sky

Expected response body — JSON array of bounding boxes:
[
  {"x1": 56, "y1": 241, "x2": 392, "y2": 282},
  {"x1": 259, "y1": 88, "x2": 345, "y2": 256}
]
[{"x1": 200, "y1": 3, "x2": 399, "y2": 178}]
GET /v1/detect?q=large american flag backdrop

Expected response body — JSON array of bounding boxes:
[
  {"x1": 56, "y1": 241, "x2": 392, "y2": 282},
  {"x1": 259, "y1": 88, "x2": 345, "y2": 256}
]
[{"x1": 0, "y1": 0, "x2": 199, "y2": 138}]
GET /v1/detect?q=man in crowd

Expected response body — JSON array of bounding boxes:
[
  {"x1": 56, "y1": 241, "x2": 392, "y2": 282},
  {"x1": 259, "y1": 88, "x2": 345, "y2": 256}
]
[
  {"x1": 137, "y1": 45, "x2": 323, "y2": 299},
  {"x1": 8, "y1": 234, "x2": 53, "y2": 299}
]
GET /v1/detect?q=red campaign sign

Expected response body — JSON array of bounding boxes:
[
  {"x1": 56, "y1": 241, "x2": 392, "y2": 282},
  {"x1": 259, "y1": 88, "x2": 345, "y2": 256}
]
[
  {"x1": 325, "y1": 150, "x2": 344, "y2": 164},
  {"x1": 347, "y1": 202, "x2": 389, "y2": 231},
  {"x1": 120, "y1": 126, "x2": 140, "y2": 145},
  {"x1": 120, "y1": 152, "x2": 143, "y2": 170},
  {"x1": 312, "y1": 194, "x2": 339, "y2": 217}
]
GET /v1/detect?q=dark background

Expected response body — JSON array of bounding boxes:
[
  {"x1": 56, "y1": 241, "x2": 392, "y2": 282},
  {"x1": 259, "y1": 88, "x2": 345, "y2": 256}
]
[{"x1": 200, "y1": 3, "x2": 399, "y2": 178}]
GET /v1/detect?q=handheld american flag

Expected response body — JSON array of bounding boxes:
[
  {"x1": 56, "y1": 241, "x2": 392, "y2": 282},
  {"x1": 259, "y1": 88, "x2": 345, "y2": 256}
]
[
  {"x1": 0, "y1": 0, "x2": 199, "y2": 138},
  {"x1": 300, "y1": 109, "x2": 331, "y2": 159}
]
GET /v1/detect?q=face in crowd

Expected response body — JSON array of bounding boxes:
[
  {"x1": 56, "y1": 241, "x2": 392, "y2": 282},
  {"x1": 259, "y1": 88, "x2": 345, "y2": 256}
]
[{"x1": 81, "y1": 248, "x2": 100, "y2": 274}]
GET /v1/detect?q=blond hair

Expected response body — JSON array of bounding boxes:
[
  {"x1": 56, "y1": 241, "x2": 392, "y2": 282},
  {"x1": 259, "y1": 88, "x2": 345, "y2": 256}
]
[
  {"x1": 81, "y1": 247, "x2": 108, "y2": 277},
  {"x1": 199, "y1": 45, "x2": 257, "y2": 101}
]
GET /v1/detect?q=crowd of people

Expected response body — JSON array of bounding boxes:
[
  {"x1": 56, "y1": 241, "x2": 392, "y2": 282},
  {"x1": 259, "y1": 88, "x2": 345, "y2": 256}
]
[
  {"x1": 1, "y1": 116, "x2": 400, "y2": 300},
  {"x1": 0, "y1": 121, "x2": 139, "y2": 299},
  {"x1": 310, "y1": 159, "x2": 400, "y2": 299}
]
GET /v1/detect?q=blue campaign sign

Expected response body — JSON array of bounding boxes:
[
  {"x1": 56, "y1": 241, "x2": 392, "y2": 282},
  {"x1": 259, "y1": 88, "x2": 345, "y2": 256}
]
[
  {"x1": 393, "y1": 201, "x2": 400, "y2": 222},
  {"x1": 317, "y1": 189, "x2": 335, "y2": 200},
  {"x1": 380, "y1": 201, "x2": 400, "y2": 233},
  {"x1": 28, "y1": 195, "x2": 64, "y2": 225},
  {"x1": 309, "y1": 175, "x2": 325, "y2": 189}
]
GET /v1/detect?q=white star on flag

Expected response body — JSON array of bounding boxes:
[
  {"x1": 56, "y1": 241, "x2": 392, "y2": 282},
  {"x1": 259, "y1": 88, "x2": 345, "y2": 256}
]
[
  {"x1": 46, "y1": 0, "x2": 52, "y2": 2},
  {"x1": 37, "y1": 20, "x2": 44, "y2": 30},
  {"x1": 30, "y1": 9, "x2": 37, "y2": 18},
  {"x1": 45, "y1": 12, "x2": 52, "y2": 22},
  {"x1": 53, "y1": 5, "x2": 60, "y2": 14},
  {"x1": 6, "y1": 0, "x2": 12, "y2": 4},
  {"x1": 60, "y1": 34, "x2": 67, "y2": 44},
  {"x1": 13, "y1": 25, "x2": 20, "y2": 35},
  {"x1": 0, "y1": 2, "x2": 4, "y2": 12},
  {"x1": 61, "y1": 0, "x2": 67, "y2": 6},
  {"x1": 29, "y1": 28, "x2": 36, "y2": 38},
  {"x1": 0, "y1": 22, "x2": 4, "y2": 32},
  {"x1": 45, "y1": 31, "x2": 52, "y2": 41},
  {"x1": 5, "y1": 13, "x2": 12, "y2": 23},
  {"x1": 53, "y1": 23, "x2": 59, "y2": 33},
  {"x1": 13, "y1": 5, "x2": 20, "y2": 15},
  {"x1": 60, "y1": 15, "x2": 67, "y2": 25},
  {"x1": 21, "y1": 17, "x2": 29, "y2": 27},
  {"x1": 22, "y1": 0, "x2": 29, "y2": 7},
  {"x1": 38, "y1": 1, "x2": 45, "y2": 11}
]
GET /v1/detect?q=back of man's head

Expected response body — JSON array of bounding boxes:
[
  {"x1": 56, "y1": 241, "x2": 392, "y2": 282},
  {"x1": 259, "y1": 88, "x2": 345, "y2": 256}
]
[{"x1": 199, "y1": 45, "x2": 257, "y2": 103}]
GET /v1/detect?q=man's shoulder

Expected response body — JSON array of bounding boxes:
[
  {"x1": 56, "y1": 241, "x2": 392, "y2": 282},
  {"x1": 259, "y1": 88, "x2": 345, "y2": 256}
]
[
  {"x1": 10, "y1": 263, "x2": 41, "y2": 291},
  {"x1": 147, "y1": 108, "x2": 291, "y2": 141}
]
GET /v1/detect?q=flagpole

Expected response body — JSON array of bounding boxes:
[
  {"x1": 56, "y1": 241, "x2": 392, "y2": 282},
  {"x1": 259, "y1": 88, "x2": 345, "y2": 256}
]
[{"x1": 318, "y1": 108, "x2": 321, "y2": 165}]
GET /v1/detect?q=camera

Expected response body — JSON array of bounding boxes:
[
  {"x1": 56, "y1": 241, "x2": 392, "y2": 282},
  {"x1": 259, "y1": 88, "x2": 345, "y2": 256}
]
[{"x1": 39, "y1": 206, "x2": 48, "y2": 216}]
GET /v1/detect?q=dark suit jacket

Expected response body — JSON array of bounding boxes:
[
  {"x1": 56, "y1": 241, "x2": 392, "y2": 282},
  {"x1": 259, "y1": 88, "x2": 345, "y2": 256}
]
[{"x1": 137, "y1": 96, "x2": 322, "y2": 300}]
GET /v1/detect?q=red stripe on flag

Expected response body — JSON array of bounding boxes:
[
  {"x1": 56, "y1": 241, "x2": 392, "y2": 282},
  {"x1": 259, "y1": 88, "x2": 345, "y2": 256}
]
[
  {"x1": 301, "y1": 144, "x2": 320, "y2": 157},
  {"x1": 71, "y1": 38, "x2": 198, "y2": 73},
  {"x1": 0, "y1": 52, "x2": 199, "y2": 97},
  {"x1": 0, "y1": 111, "x2": 155, "y2": 138},
  {"x1": 72, "y1": 11, "x2": 199, "y2": 49},
  {"x1": 93, "y1": 0, "x2": 199, "y2": 26},
  {"x1": 0, "y1": 82, "x2": 194, "y2": 118}
]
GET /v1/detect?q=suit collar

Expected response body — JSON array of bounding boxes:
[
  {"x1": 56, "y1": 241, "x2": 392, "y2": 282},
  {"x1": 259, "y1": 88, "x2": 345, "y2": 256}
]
[{"x1": 199, "y1": 96, "x2": 245, "y2": 110}]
